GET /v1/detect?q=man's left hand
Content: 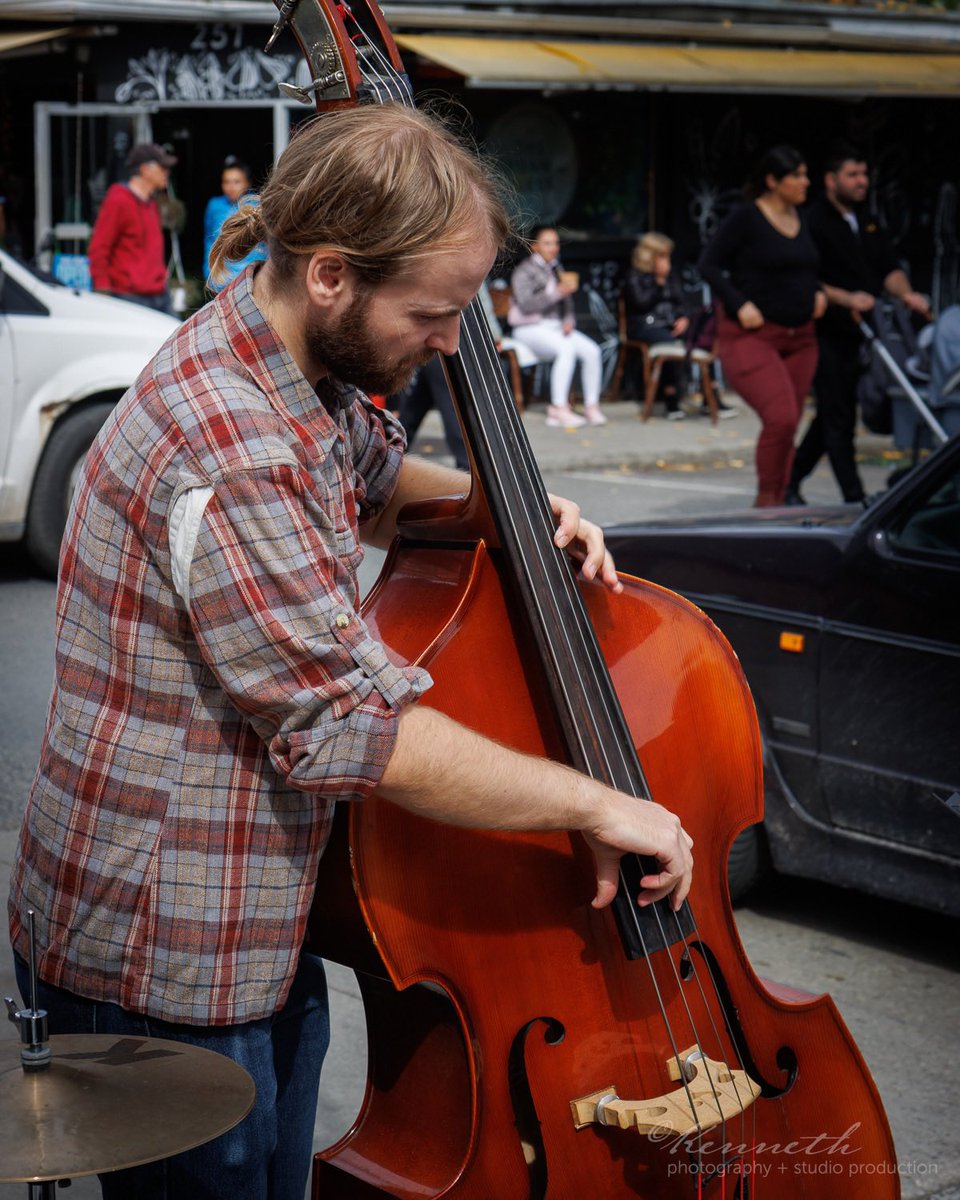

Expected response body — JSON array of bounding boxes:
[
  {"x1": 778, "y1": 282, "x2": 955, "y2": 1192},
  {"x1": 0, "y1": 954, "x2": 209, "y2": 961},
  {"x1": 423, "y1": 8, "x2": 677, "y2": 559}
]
[{"x1": 548, "y1": 493, "x2": 623, "y2": 594}]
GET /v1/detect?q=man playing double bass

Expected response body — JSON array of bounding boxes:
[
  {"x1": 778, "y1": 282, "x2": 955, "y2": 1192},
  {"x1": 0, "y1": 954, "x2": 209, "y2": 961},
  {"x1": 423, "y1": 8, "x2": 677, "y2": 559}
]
[{"x1": 9, "y1": 105, "x2": 693, "y2": 1200}]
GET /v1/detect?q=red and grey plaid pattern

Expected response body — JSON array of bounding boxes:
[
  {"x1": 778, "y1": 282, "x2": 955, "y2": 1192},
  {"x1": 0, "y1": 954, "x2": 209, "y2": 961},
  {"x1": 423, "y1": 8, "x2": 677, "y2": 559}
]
[{"x1": 9, "y1": 268, "x2": 429, "y2": 1025}]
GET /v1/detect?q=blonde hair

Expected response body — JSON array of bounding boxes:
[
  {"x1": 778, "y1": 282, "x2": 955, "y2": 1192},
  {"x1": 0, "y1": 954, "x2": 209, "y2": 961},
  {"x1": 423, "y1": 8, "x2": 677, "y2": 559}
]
[
  {"x1": 632, "y1": 232, "x2": 675, "y2": 272},
  {"x1": 210, "y1": 104, "x2": 512, "y2": 287}
]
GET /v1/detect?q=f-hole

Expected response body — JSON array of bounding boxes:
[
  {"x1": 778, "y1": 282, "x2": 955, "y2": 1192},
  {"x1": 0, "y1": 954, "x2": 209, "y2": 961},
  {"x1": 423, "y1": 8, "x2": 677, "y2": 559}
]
[
  {"x1": 508, "y1": 1016, "x2": 565, "y2": 1200},
  {"x1": 687, "y1": 941, "x2": 798, "y2": 1097}
]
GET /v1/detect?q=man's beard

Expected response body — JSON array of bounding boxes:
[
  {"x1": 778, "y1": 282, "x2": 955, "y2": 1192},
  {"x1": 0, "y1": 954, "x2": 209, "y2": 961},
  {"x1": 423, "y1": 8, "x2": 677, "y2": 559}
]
[
  {"x1": 306, "y1": 288, "x2": 435, "y2": 397},
  {"x1": 835, "y1": 182, "x2": 867, "y2": 209}
]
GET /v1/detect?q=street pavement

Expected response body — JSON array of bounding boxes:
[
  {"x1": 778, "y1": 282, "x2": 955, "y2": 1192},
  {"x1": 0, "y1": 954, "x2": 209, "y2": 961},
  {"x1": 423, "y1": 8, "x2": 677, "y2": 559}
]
[{"x1": 0, "y1": 395, "x2": 931, "y2": 1197}]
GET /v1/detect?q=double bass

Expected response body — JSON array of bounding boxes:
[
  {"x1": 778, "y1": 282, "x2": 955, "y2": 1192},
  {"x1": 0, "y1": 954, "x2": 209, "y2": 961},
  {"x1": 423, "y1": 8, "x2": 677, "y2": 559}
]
[{"x1": 265, "y1": 3, "x2": 901, "y2": 1195}]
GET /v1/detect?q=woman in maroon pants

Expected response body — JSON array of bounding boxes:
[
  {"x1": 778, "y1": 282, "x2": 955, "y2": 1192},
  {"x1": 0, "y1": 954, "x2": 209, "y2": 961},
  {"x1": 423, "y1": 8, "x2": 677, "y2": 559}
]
[{"x1": 700, "y1": 146, "x2": 826, "y2": 506}]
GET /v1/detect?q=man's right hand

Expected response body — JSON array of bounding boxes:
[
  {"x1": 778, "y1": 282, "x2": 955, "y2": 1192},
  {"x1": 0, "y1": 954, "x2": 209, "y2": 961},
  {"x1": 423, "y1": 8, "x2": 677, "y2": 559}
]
[{"x1": 901, "y1": 291, "x2": 932, "y2": 320}]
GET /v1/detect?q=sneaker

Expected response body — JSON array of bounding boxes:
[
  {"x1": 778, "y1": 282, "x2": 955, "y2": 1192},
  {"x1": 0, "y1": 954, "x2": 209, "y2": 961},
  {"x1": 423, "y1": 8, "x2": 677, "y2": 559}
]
[
  {"x1": 784, "y1": 487, "x2": 806, "y2": 507},
  {"x1": 666, "y1": 409, "x2": 686, "y2": 421},
  {"x1": 583, "y1": 408, "x2": 608, "y2": 426},
  {"x1": 697, "y1": 399, "x2": 738, "y2": 419},
  {"x1": 545, "y1": 406, "x2": 586, "y2": 429}
]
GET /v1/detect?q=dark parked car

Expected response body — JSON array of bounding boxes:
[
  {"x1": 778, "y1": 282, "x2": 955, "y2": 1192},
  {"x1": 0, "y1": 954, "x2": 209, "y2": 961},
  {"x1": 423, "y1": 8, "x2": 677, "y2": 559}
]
[{"x1": 606, "y1": 436, "x2": 960, "y2": 917}]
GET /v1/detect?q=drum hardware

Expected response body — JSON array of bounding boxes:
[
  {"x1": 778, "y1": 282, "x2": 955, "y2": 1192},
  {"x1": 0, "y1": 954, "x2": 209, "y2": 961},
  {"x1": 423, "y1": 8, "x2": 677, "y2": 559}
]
[{"x1": 3, "y1": 911, "x2": 256, "y2": 1199}]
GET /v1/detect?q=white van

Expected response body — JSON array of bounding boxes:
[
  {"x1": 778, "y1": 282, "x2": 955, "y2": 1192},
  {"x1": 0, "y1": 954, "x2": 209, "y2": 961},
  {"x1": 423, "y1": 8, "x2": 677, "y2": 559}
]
[{"x1": 0, "y1": 249, "x2": 179, "y2": 576}]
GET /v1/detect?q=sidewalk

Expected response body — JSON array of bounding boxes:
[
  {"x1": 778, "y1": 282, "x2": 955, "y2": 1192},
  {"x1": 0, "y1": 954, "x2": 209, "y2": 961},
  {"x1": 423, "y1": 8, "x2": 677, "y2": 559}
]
[
  {"x1": 522, "y1": 397, "x2": 763, "y2": 473},
  {"x1": 414, "y1": 394, "x2": 898, "y2": 477}
]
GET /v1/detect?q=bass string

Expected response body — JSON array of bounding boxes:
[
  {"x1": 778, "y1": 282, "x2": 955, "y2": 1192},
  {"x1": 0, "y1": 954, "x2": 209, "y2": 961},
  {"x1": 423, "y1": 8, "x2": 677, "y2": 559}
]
[
  {"x1": 335, "y1": 5, "x2": 752, "y2": 1167},
  {"x1": 408, "y1": 266, "x2": 751, "y2": 1171},
  {"x1": 449, "y1": 309, "x2": 748, "y2": 1157},
  {"x1": 454, "y1": 306, "x2": 720, "y2": 1149},
  {"x1": 453, "y1": 255, "x2": 758, "y2": 1177},
  {"x1": 454, "y1": 290, "x2": 757, "y2": 1176}
]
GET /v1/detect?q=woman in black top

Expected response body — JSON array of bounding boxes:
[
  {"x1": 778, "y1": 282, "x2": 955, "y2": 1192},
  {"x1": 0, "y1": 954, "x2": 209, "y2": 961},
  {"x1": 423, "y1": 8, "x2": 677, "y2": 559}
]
[{"x1": 700, "y1": 145, "x2": 826, "y2": 505}]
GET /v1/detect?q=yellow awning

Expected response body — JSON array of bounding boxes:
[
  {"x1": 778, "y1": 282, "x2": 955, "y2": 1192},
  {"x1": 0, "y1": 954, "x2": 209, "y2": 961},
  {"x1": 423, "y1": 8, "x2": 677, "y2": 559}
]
[
  {"x1": 0, "y1": 27, "x2": 72, "y2": 56},
  {"x1": 395, "y1": 35, "x2": 960, "y2": 96}
]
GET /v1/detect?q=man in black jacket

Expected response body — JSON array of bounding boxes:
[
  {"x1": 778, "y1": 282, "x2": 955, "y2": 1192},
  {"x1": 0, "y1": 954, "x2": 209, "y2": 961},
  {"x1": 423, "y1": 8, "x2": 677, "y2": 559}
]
[{"x1": 787, "y1": 144, "x2": 930, "y2": 504}]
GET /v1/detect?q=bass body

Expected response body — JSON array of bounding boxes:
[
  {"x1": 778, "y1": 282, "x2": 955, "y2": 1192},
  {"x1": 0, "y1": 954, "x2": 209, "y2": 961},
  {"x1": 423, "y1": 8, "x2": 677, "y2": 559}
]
[{"x1": 308, "y1": 535, "x2": 898, "y2": 1199}]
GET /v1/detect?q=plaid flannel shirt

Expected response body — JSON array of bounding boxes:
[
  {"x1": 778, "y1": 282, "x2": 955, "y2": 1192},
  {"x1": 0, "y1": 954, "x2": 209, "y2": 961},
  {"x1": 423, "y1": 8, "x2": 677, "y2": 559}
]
[{"x1": 9, "y1": 267, "x2": 431, "y2": 1025}]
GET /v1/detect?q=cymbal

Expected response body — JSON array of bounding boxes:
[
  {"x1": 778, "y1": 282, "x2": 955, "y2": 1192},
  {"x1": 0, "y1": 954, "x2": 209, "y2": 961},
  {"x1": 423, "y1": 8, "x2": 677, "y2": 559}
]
[{"x1": 0, "y1": 1033, "x2": 255, "y2": 1182}]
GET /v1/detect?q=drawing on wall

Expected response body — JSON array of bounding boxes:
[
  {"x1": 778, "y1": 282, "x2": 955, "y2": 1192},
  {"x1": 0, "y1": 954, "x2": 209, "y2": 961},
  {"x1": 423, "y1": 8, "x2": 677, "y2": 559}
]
[
  {"x1": 116, "y1": 47, "x2": 311, "y2": 103},
  {"x1": 485, "y1": 103, "x2": 578, "y2": 228},
  {"x1": 584, "y1": 258, "x2": 623, "y2": 311},
  {"x1": 687, "y1": 181, "x2": 744, "y2": 251},
  {"x1": 685, "y1": 106, "x2": 752, "y2": 254},
  {"x1": 871, "y1": 145, "x2": 912, "y2": 249}
]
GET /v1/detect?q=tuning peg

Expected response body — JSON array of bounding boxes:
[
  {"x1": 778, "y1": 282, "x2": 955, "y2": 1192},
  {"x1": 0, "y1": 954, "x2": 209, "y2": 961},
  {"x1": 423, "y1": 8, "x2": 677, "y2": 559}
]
[
  {"x1": 278, "y1": 72, "x2": 346, "y2": 104},
  {"x1": 265, "y1": 0, "x2": 300, "y2": 53}
]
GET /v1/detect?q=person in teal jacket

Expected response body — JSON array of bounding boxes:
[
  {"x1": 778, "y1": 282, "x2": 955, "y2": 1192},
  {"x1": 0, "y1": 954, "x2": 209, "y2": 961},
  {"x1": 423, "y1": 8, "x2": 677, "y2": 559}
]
[{"x1": 203, "y1": 157, "x2": 266, "y2": 290}]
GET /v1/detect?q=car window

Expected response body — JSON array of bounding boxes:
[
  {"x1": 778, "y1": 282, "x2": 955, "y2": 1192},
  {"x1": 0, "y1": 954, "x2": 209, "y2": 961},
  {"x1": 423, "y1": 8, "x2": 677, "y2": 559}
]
[
  {"x1": 888, "y1": 460, "x2": 960, "y2": 559},
  {"x1": 0, "y1": 272, "x2": 49, "y2": 317}
]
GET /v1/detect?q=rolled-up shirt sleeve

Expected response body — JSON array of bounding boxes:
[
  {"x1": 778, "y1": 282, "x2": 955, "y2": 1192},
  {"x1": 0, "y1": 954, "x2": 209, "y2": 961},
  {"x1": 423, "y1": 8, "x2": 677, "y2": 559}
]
[
  {"x1": 343, "y1": 391, "x2": 408, "y2": 519},
  {"x1": 184, "y1": 462, "x2": 431, "y2": 802}
]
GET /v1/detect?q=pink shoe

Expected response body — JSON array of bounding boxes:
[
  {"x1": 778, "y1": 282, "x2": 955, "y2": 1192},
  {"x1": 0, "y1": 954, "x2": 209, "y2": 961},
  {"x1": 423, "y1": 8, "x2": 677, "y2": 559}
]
[
  {"x1": 545, "y1": 406, "x2": 586, "y2": 428},
  {"x1": 584, "y1": 407, "x2": 607, "y2": 426}
]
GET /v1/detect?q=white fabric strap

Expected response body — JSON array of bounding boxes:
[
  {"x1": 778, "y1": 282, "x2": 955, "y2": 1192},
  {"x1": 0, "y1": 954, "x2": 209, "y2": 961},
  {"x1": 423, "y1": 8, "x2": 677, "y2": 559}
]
[{"x1": 168, "y1": 485, "x2": 214, "y2": 609}]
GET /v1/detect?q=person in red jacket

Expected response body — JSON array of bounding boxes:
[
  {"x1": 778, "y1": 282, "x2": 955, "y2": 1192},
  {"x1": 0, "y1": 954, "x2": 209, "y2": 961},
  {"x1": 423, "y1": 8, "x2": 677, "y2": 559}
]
[{"x1": 88, "y1": 142, "x2": 177, "y2": 315}]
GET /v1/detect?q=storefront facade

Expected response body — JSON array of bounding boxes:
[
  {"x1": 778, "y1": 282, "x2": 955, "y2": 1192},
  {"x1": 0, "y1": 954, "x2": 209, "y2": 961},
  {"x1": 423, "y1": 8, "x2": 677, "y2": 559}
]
[
  {"x1": 1, "y1": 0, "x2": 959, "y2": 310},
  {"x1": 5, "y1": 19, "x2": 307, "y2": 284}
]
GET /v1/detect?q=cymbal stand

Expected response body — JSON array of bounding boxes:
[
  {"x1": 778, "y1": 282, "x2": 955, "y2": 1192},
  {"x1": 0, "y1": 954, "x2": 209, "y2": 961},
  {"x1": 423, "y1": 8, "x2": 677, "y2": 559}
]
[{"x1": 5, "y1": 910, "x2": 59, "y2": 1200}]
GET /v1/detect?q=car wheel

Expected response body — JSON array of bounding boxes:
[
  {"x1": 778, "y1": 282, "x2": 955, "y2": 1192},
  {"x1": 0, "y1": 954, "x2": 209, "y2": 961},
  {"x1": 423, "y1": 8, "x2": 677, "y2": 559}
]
[
  {"x1": 727, "y1": 823, "x2": 770, "y2": 903},
  {"x1": 24, "y1": 401, "x2": 115, "y2": 579}
]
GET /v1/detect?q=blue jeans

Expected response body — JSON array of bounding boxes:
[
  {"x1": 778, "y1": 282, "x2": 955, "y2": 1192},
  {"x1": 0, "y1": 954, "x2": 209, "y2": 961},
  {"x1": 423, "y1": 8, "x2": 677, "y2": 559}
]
[{"x1": 14, "y1": 951, "x2": 329, "y2": 1200}]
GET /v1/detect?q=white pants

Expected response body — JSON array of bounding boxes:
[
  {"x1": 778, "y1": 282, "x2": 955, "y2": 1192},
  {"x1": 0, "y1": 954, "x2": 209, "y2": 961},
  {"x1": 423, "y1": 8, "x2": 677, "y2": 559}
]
[{"x1": 511, "y1": 319, "x2": 603, "y2": 409}]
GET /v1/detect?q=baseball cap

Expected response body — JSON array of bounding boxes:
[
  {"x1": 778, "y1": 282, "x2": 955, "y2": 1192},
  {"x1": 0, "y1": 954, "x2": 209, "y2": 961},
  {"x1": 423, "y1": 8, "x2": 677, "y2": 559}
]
[{"x1": 125, "y1": 142, "x2": 178, "y2": 170}]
